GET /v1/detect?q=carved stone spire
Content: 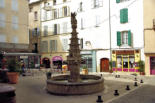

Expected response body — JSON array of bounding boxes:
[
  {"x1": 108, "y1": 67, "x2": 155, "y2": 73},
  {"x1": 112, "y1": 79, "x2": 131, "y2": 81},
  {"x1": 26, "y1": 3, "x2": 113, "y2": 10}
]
[{"x1": 67, "y1": 12, "x2": 81, "y2": 82}]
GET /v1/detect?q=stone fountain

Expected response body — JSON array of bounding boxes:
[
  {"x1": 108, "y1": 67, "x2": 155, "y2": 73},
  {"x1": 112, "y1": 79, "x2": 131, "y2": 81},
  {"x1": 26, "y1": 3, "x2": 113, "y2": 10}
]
[{"x1": 46, "y1": 12, "x2": 104, "y2": 95}]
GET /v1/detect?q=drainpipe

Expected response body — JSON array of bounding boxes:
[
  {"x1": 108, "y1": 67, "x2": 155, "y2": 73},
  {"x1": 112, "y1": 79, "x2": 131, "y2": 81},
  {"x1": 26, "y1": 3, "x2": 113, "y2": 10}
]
[{"x1": 109, "y1": 0, "x2": 112, "y2": 61}]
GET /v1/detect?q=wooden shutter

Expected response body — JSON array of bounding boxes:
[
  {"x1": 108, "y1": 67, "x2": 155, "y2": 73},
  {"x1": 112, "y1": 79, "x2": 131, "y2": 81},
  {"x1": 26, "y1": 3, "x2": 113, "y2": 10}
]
[
  {"x1": 116, "y1": 0, "x2": 120, "y2": 3},
  {"x1": 123, "y1": 8, "x2": 128, "y2": 23},
  {"x1": 120, "y1": 9, "x2": 124, "y2": 23},
  {"x1": 54, "y1": 40, "x2": 57, "y2": 51},
  {"x1": 57, "y1": 24, "x2": 60, "y2": 34},
  {"x1": 120, "y1": 8, "x2": 128, "y2": 23},
  {"x1": 67, "y1": 6, "x2": 70, "y2": 16},
  {"x1": 54, "y1": 24, "x2": 57, "y2": 34},
  {"x1": 117, "y1": 31, "x2": 121, "y2": 46},
  {"x1": 50, "y1": 40, "x2": 52, "y2": 51},
  {"x1": 128, "y1": 30, "x2": 131, "y2": 46}
]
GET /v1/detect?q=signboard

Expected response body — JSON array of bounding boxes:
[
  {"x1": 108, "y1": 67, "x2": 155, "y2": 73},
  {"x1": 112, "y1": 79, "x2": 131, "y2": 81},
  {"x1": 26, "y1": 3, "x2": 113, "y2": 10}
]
[
  {"x1": 116, "y1": 50, "x2": 134, "y2": 55},
  {"x1": 52, "y1": 56, "x2": 63, "y2": 61}
]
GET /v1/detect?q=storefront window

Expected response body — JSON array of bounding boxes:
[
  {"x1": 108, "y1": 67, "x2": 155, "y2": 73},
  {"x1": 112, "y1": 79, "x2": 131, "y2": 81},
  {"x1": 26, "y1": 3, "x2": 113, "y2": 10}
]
[
  {"x1": 129, "y1": 56, "x2": 134, "y2": 68},
  {"x1": 123, "y1": 57, "x2": 128, "y2": 68},
  {"x1": 117, "y1": 56, "x2": 122, "y2": 68}
]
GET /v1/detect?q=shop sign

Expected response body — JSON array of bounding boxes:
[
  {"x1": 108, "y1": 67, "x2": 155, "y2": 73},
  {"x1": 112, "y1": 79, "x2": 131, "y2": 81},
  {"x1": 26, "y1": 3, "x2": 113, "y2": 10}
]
[
  {"x1": 116, "y1": 50, "x2": 134, "y2": 55},
  {"x1": 52, "y1": 56, "x2": 63, "y2": 61}
]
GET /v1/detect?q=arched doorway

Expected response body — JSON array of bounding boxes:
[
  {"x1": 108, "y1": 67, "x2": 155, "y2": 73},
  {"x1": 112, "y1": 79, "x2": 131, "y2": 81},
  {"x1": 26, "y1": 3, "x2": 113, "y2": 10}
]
[
  {"x1": 100, "y1": 58, "x2": 109, "y2": 72},
  {"x1": 42, "y1": 57, "x2": 50, "y2": 68},
  {"x1": 52, "y1": 56, "x2": 63, "y2": 70}
]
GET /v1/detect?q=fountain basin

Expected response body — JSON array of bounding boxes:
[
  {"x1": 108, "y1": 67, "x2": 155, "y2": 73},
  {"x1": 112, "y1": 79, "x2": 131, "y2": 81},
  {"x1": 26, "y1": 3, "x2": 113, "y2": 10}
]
[{"x1": 46, "y1": 75, "x2": 104, "y2": 95}]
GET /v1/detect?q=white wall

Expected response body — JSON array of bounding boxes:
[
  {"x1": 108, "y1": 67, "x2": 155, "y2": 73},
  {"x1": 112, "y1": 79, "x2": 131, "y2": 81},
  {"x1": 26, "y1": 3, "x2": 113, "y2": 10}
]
[{"x1": 110, "y1": 0, "x2": 144, "y2": 60}]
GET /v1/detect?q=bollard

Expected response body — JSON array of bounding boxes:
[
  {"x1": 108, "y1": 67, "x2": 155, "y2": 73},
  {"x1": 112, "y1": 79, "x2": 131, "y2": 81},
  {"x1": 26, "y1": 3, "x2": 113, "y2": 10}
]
[
  {"x1": 100, "y1": 74, "x2": 102, "y2": 77},
  {"x1": 140, "y1": 79, "x2": 143, "y2": 83},
  {"x1": 114, "y1": 90, "x2": 119, "y2": 96},
  {"x1": 134, "y1": 82, "x2": 138, "y2": 86},
  {"x1": 126, "y1": 85, "x2": 130, "y2": 90},
  {"x1": 96, "y1": 95, "x2": 103, "y2": 103}
]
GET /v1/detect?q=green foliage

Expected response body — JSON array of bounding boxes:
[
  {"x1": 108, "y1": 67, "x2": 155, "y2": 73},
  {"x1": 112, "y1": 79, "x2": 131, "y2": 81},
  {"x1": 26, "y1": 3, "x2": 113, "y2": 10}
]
[
  {"x1": 138, "y1": 60, "x2": 145, "y2": 72},
  {"x1": 109, "y1": 60, "x2": 113, "y2": 69},
  {"x1": 7, "y1": 58, "x2": 21, "y2": 72},
  {"x1": 82, "y1": 65, "x2": 88, "y2": 70}
]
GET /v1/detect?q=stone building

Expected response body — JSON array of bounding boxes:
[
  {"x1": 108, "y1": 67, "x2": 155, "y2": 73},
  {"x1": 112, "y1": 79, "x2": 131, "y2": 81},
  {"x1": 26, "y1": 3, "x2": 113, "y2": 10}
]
[
  {"x1": 0, "y1": 0, "x2": 40, "y2": 69},
  {"x1": 143, "y1": 0, "x2": 155, "y2": 75},
  {"x1": 29, "y1": 0, "x2": 41, "y2": 53},
  {"x1": 0, "y1": 0, "x2": 29, "y2": 52}
]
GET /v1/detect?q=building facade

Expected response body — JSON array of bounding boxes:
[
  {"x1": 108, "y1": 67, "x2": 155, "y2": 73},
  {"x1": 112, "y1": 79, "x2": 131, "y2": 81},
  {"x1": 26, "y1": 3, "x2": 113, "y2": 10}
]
[
  {"x1": 144, "y1": 0, "x2": 155, "y2": 75},
  {"x1": 29, "y1": 0, "x2": 41, "y2": 53},
  {"x1": 110, "y1": 0, "x2": 144, "y2": 74},
  {"x1": 0, "y1": 0, "x2": 29, "y2": 51},
  {"x1": 40, "y1": 0, "x2": 71, "y2": 68}
]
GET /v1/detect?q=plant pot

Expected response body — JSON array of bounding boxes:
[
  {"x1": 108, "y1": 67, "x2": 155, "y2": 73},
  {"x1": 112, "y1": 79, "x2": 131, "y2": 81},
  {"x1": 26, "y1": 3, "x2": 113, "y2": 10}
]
[
  {"x1": 7, "y1": 72, "x2": 19, "y2": 84},
  {"x1": 82, "y1": 69, "x2": 88, "y2": 75}
]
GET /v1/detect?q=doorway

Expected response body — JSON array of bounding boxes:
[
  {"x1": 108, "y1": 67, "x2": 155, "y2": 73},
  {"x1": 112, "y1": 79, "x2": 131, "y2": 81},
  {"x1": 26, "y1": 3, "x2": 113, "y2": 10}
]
[
  {"x1": 100, "y1": 58, "x2": 109, "y2": 72},
  {"x1": 150, "y1": 57, "x2": 155, "y2": 75},
  {"x1": 42, "y1": 58, "x2": 50, "y2": 68}
]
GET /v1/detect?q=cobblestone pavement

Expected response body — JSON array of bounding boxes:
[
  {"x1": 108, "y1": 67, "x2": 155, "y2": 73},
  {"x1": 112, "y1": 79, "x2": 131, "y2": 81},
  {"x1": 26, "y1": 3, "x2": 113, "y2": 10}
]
[
  {"x1": 8, "y1": 74, "x2": 140, "y2": 103},
  {"x1": 108, "y1": 85, "x2": 155, "y2": 103}
]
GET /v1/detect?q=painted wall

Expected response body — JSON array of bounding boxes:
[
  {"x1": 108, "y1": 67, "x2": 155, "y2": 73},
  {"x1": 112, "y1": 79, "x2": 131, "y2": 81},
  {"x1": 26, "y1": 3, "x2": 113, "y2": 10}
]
[
  {"x1": 143, "y1": 0, "x2": 155, "y2": 75},
  {"x1": 110, "y1": 0, "x2": 144, "y2": 59},
  {"x1": 144, "y1": 0, "x2": 155, "y2": 53},
  {"x1": 0, "y1": 0, "x2": 29, "y2": 44}
]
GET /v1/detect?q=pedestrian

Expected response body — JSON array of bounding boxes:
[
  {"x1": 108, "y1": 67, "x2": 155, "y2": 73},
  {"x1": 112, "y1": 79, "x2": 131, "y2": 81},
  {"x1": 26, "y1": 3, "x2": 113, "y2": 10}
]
[{"x1": 21, "y1": 62, "x2": 25, "y2": 76}]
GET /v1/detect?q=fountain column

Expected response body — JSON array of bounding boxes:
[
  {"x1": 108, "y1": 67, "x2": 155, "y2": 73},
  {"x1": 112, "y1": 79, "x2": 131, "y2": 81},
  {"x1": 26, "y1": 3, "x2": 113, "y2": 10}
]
[{"x1": 67, "y1": 13, "x2": 81, "y2": 82}]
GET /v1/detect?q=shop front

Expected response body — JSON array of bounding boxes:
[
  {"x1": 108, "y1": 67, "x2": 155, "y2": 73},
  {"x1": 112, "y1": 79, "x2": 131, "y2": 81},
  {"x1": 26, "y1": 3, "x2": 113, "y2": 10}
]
[
  {"x1": 52, "y1": 56, "x2": 63, "y2": 70},
  {"x1": 80, "y1": 50, "x2": 97, "y2": 72},
  {"x1": 112, "y1": 50, "x2": 140, "y2": 73},
  {"x1": 150, "y1": 56, "x2": 155, "y2": 75}
]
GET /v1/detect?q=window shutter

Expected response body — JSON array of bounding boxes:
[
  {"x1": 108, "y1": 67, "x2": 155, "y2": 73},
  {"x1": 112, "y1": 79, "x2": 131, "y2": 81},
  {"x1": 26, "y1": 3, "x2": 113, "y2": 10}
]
[
  {"x1": 59, "y1": 8, "x2": 62, "y2": 17},
  {"x1": 67, "y1": 6, "x2": 70, "y2": 16},
  {"x1": 37, "y1": 27, "x2": 40, "y2": 36},
  {"x1": 54, "y1": 24, "x2": 57, "y2": 34},
  {"x1": 117, "y1": 31, "x2": 121, "y2": 46},
  {"x1": 120, "y1": 9, "x2": 124, "y2": 23},
  {"x1": 32, "y1": 28, "x2": 35, "y2": 36},
  {"x1": 123, "y1": 8, "x2": 128, "y2": 23},
  {"x1": 50, "y1": 40, "x2": 52, "y2": 51},
  {"x1": 116, "y1": 0, "x2": 120, "y2": 3},
  {"x1": 57, "y1": 24, "x2": 60, "y2": 34},
  {"x1": 120, "y1": 8, "x2": 128, "y2": 23},
  {"x1": 55, "y1": 40, "x2": 57, "y2": 51},
  {"x1": 128, "y1": 30, "x2": 131, "y2": 46},
  {"x1": 99, "y1": 0, "x2": 103, "y2": 7}
]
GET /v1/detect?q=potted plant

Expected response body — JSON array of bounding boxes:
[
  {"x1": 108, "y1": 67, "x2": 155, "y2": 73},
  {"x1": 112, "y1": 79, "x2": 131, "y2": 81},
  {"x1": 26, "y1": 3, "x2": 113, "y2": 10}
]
[
  {"x1": 109, "y1": 60, "x2": 113, "y2": 73},
  {"x1": 7, "y1": 58, "x2": 21, "y2": 84},
  {"x1": 82, "y1": 66, "x2": 88, "y2": 75},
  {"x1": 138, "y1": 60, "x2": 145, "y2": 75}
]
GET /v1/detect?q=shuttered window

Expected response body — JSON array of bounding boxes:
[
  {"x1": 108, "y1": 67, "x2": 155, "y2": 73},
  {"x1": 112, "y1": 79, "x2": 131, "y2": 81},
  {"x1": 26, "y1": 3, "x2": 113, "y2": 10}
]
[
  {"x1": 44, "y1": 26, "x2": 48, "y2": 36},
  {"x1": 41, "y1": 41, "x2": 48, "y2": 52},
  {"x1": 62, "y1": 39, "x2": 68, "y2": 51},
  {"x1": 50, "y1": 40, "x2": 57, "y2": 52},
  {"x1": 117, "y1": 30, "x2": 132, "y2": 46},
  {"x1": 117, "y1": 31, "x2": 121, "y2": 46},
  {"x1": 128, "y1": 30, "x2": 131, "y2": 46},
  {"x1": 53, "y1": 24, "x2": 60, "y2": 35},
  {"x1": 120, "y1": 8, "x2": 128, "y2": 23},
  {"x1": 116, "y1": 0, "x2": 120, "y2": 3}
]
